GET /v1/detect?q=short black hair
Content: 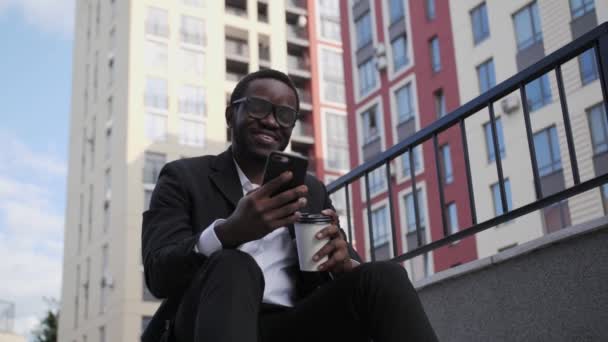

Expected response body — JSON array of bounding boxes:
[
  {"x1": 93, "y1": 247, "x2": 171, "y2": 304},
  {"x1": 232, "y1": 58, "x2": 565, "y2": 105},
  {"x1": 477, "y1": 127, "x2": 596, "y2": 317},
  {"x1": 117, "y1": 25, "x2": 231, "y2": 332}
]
[{"x1": 229, "y1": 69, "x2": 300, "y2": 112}]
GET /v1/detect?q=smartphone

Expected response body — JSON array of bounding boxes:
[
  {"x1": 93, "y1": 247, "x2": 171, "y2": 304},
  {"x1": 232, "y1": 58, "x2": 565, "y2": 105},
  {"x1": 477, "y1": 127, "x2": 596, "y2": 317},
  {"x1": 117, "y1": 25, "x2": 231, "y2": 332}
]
[{"x1": 262, "y1": 151, "x2": 309, "y2": 196}]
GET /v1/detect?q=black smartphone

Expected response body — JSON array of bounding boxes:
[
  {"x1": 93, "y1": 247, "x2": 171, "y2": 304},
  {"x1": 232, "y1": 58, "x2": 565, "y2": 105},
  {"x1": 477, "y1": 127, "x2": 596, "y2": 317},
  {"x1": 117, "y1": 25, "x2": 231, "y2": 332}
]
[{"x1": 262, "y1": 151, "x2": 309, "y2": 196}]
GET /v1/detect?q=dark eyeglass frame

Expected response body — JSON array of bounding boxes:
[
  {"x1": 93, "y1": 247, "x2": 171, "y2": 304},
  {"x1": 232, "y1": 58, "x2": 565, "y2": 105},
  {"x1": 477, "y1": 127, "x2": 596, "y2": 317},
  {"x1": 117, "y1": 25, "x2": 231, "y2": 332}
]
[{"x1": 231, "y1": 96, "x2": 299, "y2": 128}]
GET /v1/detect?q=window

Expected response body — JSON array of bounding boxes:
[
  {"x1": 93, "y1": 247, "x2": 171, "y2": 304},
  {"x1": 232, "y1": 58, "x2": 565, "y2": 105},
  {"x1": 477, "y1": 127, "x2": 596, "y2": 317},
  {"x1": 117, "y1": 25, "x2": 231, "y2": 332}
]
[
  {"x1": 434, "y1": 89, "x2": 446, "y2": 118},
  {"x1": 355, "y1": 11, "x2": 373, "y2": 49},
  {"x1": 99, "y1": 326, "x2": 106, "y2": 342},
  {"x1": 440, "y1": 144, "x2": 453, "y2": 184},
  {"x1": 358, "y1": 59, "x2": 377, "y2": 96},
  {"x1": 84, "y1": 257, "x2": 90, "y2": 318},
  {"x1": 401, "y1": 146, "x2": 422, "y2": 177},
  {"x1": 513, "y1": 2, "x2": 542, "y2": 51},
  {"x1": 429, "y1": 36, "x2": 441, "y2": 72},
  {"x1": 88, "y1": 184, "x2": 93, "y2": 241},
  {"x1": 326, "y1": 113, "x2": 349, "y2": 170},
  {"x1": 322, "y1": 50, "x2": 345, "y2": 103},
  {"x1": 391, "y1": 35, "x2": 409, "y2": 71},
  {"x1": 533, "y1": 126, "x2": 562, "y2": 177},
  {"x1": 107, "y1": 58, "x2": 114, "y2": 87},
  {"x1": 74, "y1": 265, "x2": 80, "y2": 328},
  {"x1": 579, "y1": 48, "x2": 598, "y2": 85},
  {"x1": 180, "y1": 119, "x2": 205, "y2": 147},
  {"x1": 426, "y1": 0, "x2": 436, "y2": 20},
  {"x1": 471, "y1": 2, "x2": 490, "y2": 44},
  {"x1": 144, "y1": 152, "x2": 166, "y2": 184},
  {"x1": 145, "y1": 7, "x2": 169, "y2": 37},
  {"x1": 89, "y1": 118, "x2": 96, "y2": 171},
  {"x1": 405, "y1": 189, "x2": 426, "y2": 232},
  {"x1": 587, "y1": 103, "x2": 608, "y2": 155},
  {"x1": 104, "y1": 127, "x2": 111, "y2": 161},
  {"x1": 144, "y1": 40, "x2": 168, "y2": 70},
  {"x1": 107, "y1": 96, "x2": 113, "y2": 121},
  {"x1": 181, "y1": 15, "x2": 205, "y2": 46},
  {"x1": 371, "y1": 206, "x2": 389, "y2": 247},
  {"x1": 181, "y1": 48, "x2": 204, "y2": 77},
  {"x1": 477, "y1": 59, "x2": 496, "y2": 93},
  {"x1": 446, "y1": 202, "x2": 459, "y2": 234},
  {"x1": 491, "y1": 179, "x2": 513, "y2": 216},
  {"x1": 395, "y1": 82, "x2": 414, "y2": 123},
  {"x1": 103, "y1": 200, "x2": 110, "y2": 232},
  {"x1": 570, "y1": 0, "x2": 595, "y2": 19},
  {"x1": 525, "y1": 74, "x2": 552, "y2": 111},
  {"x1": 319, "y1": 0, "x2": 341, "y2": 41},
  {"x1": 361, "y1": 106, "x2": 379, "y2": 144},
  {"x1": 145, "y1": 77, "x2": 168, "y2": 110},
  {"x1": 484, "y1": 118, "x2": 506, "y2": 162},
  {"x1": 178, "y1": 85, "x2": 205, "y2": 116},
  {"x1": 183, "y1": 0, "x2": 204, "y2": 7},
  {"x1": 257, "y1": 1, "x2": 268, "y2": 22},
  {"x1": 145, "y1": 112, "x2": 167, "y2": 142},
  {"x1": 109, "y1": 28, "x2": 115, "y2": 51},
  {"x1": 104, "y1": 168, "x2": 111, "y2": 199},
  {"x1": 368, "y1": 166, "x2": 387, "y2": 195},
  {"x1": 389, "y1": 0, "x2": 405, "y2": 24},
  {"x1": 100, "y1": 245, "x2": 109, "y2": 313}
]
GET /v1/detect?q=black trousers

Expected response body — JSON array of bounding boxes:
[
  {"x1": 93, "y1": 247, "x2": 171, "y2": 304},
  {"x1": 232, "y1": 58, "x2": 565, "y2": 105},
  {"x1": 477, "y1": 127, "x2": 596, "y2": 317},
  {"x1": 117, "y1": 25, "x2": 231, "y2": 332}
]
[{"x1": 173, "y1": 249, "x2": 438, "y2": 342}]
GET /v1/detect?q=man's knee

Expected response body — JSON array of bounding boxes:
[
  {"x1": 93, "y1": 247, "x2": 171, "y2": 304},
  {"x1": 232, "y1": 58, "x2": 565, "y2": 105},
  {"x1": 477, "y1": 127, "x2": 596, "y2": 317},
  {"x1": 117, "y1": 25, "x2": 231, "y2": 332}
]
[
  {"x1": 358, "y1": 261, "x2": 411, "y2": 292},
  {"x1": 199, "y1": 249, "x2": 264, "y2": 290}
]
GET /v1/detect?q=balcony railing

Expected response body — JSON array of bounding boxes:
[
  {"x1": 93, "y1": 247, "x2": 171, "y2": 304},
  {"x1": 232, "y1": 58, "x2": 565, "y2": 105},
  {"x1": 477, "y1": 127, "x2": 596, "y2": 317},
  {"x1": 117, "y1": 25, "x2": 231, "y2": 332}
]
[
  {"x1": 287, "y1": 55, "x2": 310, "y2": 72},
  {"x1": 286, "y1": 25, "x2": 308, "y2": 41},
  {"x1": 225, "y1": 39, "x2": 249, "y2": 58},
  {"x1": 327, "y1": 23, "x2": 608, "y2": 263},
  {"x1": 286, "y1": 0, "x2": 307, "y2": 11}
]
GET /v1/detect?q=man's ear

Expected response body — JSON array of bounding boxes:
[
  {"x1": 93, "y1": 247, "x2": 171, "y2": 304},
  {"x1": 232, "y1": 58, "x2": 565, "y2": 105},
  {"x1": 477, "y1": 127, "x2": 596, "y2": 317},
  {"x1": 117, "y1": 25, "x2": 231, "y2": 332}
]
[{"x1": 225, "y1": 106, "x2": 233, "y2": 128}]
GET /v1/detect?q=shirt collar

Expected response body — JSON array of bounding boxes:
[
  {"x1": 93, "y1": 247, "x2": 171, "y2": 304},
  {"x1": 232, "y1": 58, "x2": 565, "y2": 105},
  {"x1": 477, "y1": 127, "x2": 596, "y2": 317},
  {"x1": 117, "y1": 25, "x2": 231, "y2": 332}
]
[{"x1": 233, "y1": 159, "x2": 258, "y2": 193}]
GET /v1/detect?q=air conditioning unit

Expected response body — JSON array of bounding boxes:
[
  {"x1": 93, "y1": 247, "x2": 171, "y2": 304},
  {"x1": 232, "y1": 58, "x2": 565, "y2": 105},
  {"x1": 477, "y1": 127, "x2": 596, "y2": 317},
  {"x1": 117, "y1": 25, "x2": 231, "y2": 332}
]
[
  {"x1": 376, "y1": 56, "x2": 388, "y2": 71},
  {"x1": 501, "y1": 95, "x2": 520, "y2": 114}
]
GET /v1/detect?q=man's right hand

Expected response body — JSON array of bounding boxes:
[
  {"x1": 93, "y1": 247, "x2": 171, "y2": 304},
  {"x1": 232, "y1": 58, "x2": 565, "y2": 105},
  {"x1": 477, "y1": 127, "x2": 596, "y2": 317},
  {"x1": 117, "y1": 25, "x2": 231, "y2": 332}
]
[{"x1": 215, "y1": 171, "x2": 308, "y2": 248}]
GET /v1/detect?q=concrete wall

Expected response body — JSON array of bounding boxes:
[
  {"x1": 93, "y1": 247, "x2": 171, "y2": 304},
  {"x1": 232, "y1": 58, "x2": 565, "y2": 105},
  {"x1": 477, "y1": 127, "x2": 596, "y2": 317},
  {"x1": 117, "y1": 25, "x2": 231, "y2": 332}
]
[{"x1": 416, "y1": 217, "x2": 608, "y2": 341}]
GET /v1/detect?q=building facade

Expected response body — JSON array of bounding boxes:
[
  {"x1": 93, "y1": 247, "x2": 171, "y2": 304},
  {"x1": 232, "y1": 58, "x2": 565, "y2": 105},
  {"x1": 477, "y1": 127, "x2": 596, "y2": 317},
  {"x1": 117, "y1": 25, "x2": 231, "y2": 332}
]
[
  {"x1": 449, "y1": 0, "x2": 608, "y2": 258},
  {"x1": 58, "y1": 0, "x2": 348, "y2": 341},
  {"x1": 339, "y1": 0, "x2": 479, "y2": 281}
]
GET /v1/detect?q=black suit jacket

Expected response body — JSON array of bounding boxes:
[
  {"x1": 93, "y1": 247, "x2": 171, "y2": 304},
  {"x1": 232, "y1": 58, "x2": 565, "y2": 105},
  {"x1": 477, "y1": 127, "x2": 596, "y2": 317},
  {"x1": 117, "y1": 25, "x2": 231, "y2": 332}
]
[{"x1": 141, "y1": 148, "x2": 360, "y2": 341}]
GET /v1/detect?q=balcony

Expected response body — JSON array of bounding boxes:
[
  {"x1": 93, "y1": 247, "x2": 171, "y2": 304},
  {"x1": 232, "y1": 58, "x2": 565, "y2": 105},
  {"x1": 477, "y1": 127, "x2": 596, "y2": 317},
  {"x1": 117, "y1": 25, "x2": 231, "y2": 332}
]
[
  {"x1": 225, "y1": 0, "x2": 247, "y2": 17},
  {"x1": 285, "y1": 0, "x2": 307, "y2": 15},
  {"x1": 287, "y1": 54, "x2": 311, "y2": 79},
  {"x1": 145, "y1": 22, "x2": 169, "y2": 38},
  {"x1": 225, "y1": 38, "x2": 249, "y2": 64},
  {"x1": 259, "y1": 44, "x2": 271, "y2": 67},
  {"x1": 286, "y1": 24, "x2": 309, "y2": 47},
  {"x1": 291, "y1": 121, "x2": 314, "y2": 145},
  {"x1": 296, "y1": 88, "x2": 312, "y2": 111}
]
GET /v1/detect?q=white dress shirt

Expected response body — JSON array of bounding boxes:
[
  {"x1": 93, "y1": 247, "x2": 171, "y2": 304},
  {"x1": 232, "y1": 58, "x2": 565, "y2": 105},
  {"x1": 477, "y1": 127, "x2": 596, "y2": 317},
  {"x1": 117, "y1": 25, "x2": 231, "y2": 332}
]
[{"x1": 195, "y1": 160, "x2": 298, "y2": 307}]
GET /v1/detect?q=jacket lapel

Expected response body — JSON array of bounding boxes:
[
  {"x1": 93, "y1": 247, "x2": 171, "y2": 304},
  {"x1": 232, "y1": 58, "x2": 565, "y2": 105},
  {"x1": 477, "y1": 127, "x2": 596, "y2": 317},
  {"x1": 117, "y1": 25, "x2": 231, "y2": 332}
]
[{"x1": 209, "y1": 148, "x2": 243, "y2": 208}]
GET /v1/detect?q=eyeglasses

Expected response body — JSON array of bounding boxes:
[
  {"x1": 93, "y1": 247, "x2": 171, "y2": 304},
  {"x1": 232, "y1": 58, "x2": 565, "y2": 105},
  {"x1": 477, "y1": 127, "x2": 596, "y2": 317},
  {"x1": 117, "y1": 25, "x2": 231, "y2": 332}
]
[{"x1": 232, "y1": 97, "x2": 299, "y2": 128}]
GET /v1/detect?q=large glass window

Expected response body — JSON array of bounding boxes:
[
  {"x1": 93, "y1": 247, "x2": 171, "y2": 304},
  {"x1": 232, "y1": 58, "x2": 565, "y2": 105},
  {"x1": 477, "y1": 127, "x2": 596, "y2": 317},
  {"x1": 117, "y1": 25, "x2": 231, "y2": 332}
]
[
  {"x1": 579, "y1": 48, "x2": 598, "y2": 85},
  {"x1": 389, "y1": 0, "x2": 405, "y2": 24},
  {"x1": 525, "y1": 74, "x2": 552, "y2": 111},
  {"x1": 326, "y1": 113, "x2": 350, "y2": 170},
  {"x1": 145, "y1": 112, "x2": 167, "y2": 142},
  {"x1": 181, "y1": 48, "x2": 204, "y2": 77},
  {"x1": 143, "y1": 152, "x2": 166, "y2": 184},
  {"x1": 569, "y1": 0, "x2": 595, "y2": 19},
  {"x1": 426, "y1": 0, "x2": 436, "y2": 20},
  {"x1": 358, "y1": 58, "x2": 377, "y2": 97},
  {"x1": 180, "y1": 119, "x2": 205, "y2": 147},
  {"x1": 587, "y1": 103, "x2": 608, "y2": 155},
  {"x1": 144, "y1": 40, "x2": 168, "y2": 70},
  {"x1": 491, "y1": 179, "x2": 513, "y2": 216},
  {"x1": 513, "y1": 1, "x2": 543, "y2": 51},
  {"x1": 429, "y1": 36, "x2": 441, "y2": 72},
  {"x1": 371, "y1": 206, "x2": 389, "y2": 247},
  {"x1": 401, "y1": 146, "x2": 422, "y2": 177},
  {"x1": 440, "y1": 144, "x2": 453, "y2": 184},
  {"x1": 484, "y1": 118, "x2": 506, "y2": 162},
  {"x1": 446, "y1": 203, "x2": 459, "y2": 234},
  {"x1": 145, "y1": 77, "x2": 168, "y2": 110},
  {"x1": 322, "y1": 49, "x2": 345, "y2": 103},
  {"x1": 369, "y1": 166, "x2": 387, "y2": 195},
  {"x1": 181, "y1": 15, "x2": 205, "y2": 46},
  {"x1": 391, "y1": 35, "x2": 409, "y2": 71},
  {"x1": 434, "y1": 89, "x2": 446, "y2": 118},
  {"x1": 319, "y1": 0, "x2": 341, "y2": 41},
  {"x1": 361, "y1": 106, "x2": 379, "y2": 144},
  {"x1": 395, "y1": 82, "x2": 414, "y2": 123},
  {"x1": 471, "y1": 2, "x2": 490, "y2": 44},
  {"x1": 405, "y1": 189, "x2": 426, "y2": 232},
  {"x1": 477, "y1": 59, "x2": 496, "y2": 94},
  {"x1": 178, "y1": 85, "x2": 205, "y2": 116},
  {"x1": 533, "y1": 126, "x2": 562, "y2": 177},
  {"x1": 355, "y1": 11, "x2": 373, "y2": 49},
  {"x1": 145, "y1": 7, "x2": 169, "y2": 37}
]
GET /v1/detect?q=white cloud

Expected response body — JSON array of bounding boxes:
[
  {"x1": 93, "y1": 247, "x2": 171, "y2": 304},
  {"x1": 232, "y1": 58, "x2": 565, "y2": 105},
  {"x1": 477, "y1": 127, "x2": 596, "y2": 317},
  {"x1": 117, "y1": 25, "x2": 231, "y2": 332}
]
[
  {"x1": 0, "y1": 0, "x2": 75, "y2": 38},
  {"x1": 0, "y1": 131, "x2": 67, "y2": 179}
]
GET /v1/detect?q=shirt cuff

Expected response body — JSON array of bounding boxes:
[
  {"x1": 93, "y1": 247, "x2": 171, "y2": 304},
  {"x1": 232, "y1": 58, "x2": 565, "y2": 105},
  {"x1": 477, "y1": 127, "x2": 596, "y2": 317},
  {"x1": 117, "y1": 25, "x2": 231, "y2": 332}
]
[{"x1": 195, "y1": 219, "x2": 226, "y2": 256}]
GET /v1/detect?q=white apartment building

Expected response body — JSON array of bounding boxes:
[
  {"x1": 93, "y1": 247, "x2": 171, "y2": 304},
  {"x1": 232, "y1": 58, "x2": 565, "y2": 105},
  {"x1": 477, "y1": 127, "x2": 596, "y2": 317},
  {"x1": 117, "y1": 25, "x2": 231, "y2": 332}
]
[
  {"x1": 58, "y1": 0, "x2": 348, "y2": 341},
  {"x1": 450, "y1": 0, "x2": 608, "y2": 258}
]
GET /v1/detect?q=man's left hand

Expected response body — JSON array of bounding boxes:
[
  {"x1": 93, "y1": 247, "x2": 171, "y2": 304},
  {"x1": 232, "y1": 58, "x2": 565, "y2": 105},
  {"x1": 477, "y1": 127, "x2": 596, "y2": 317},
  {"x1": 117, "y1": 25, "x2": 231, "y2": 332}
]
[{"x1": 312, "y1": 209, "x2": 356, "y2": 273}]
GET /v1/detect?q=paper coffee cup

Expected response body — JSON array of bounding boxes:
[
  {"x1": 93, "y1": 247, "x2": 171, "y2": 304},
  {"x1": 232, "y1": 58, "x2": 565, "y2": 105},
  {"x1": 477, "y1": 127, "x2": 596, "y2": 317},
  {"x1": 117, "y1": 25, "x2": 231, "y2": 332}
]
[{"x1": 294, "y1": 213, "x2": 332, "y2": 272}]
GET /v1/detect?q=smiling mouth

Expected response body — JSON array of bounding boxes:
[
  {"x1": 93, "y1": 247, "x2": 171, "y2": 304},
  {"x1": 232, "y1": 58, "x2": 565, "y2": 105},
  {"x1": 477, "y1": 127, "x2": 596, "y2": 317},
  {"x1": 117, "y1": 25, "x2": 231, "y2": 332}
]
[{"x1": 253, "y1": 132, "x2": 278, "y2": 144}]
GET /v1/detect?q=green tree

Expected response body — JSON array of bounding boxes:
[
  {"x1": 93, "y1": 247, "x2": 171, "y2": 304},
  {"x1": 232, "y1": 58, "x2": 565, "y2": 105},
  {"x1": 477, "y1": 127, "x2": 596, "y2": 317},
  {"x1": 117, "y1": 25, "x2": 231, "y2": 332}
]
[{"x1": 32, "y1": 298, "x2": 58, "y2": 342}]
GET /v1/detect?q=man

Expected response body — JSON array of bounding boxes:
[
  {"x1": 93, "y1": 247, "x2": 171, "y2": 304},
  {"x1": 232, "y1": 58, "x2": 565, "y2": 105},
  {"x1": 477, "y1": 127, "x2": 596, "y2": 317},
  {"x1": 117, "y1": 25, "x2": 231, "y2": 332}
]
[{"x1": 142, "y1": 69, "x2": 437, "y2": 342}]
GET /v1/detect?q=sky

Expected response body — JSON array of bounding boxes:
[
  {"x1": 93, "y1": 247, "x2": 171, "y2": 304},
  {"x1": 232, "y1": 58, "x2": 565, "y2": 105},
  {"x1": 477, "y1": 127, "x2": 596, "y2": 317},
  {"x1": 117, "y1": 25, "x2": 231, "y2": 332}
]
[{"x1": 0, "y1": 0, "x2": 75, "y2": 337}]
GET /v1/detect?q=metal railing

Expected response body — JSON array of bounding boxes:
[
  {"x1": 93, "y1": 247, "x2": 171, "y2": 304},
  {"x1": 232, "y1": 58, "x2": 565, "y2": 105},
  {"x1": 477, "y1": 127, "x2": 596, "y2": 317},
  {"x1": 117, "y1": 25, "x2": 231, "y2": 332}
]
[{"x1": 327, "y1": 23, "x2": 608, "y2": 263}]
